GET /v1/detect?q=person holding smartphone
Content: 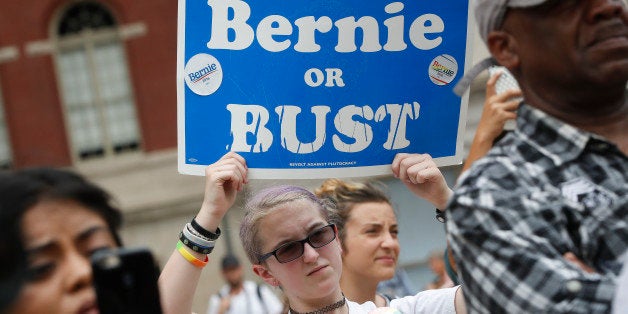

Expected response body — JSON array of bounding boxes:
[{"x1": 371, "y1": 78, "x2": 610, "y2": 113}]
[
  {"x1": 0, "y1": 168, "x2": 123, "y2": 314},
  {"x1": 449, "y1": 0, "x2": 628, "y2": 312}
]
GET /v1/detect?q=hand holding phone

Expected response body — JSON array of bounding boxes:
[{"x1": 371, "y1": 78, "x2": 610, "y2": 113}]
[
  {"x1": 486, "y1": 66, "x2": 522, "y2": 130},
  {"x1": 488, "y1": 66, "x2": 521, "y2": 97},
  {"x1": 91, "y1": 247, "x2": 163, "y2": 314}
]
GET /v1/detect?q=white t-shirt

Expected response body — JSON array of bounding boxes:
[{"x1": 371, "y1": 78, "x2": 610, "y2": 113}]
[
  {"x1": 207, "y1": 281, "x2": 284, "y2": 314},
  {"x1": 612, "y1": 252, "x2": 628, "y2": 314},
  {"x1": 347, "y1": 286, "x2": 459, "y2": 314}
]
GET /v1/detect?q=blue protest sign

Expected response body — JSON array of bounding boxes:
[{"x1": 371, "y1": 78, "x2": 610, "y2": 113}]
[{"x1": 177, "y1": 0, "x2": 472, "y2": 178}]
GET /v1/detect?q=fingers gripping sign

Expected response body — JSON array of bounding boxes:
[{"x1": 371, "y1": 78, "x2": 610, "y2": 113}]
[
  {"x1": 392, "y1": 153, "x2": 453, "y2": 209},
  {"x1": 392, "y1": 153, "x2": 440, "y2": 184},
  {"x1": 199, "y1": 152, "x2": 248, "y2": 225}
]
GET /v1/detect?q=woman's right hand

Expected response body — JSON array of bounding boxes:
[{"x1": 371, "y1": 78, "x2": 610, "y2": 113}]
[{"x1": 196, "y1": 152, "x2": 248, "y2": 230}]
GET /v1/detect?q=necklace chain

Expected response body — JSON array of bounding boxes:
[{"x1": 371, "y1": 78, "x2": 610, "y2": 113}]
[{"x1": 289, "y1": 296, "x2": 346, "y2": 314}]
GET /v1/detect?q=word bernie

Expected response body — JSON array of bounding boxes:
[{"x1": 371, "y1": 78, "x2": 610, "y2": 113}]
[
  {"x1": 227, "y1": 102, "x2": 420, "y2": 154},
  {"x1": 188, "y1": 63, "x2": 218, "y2": 83},
  {"x1": 206, "y1": 0, "x2": 445, "y2": 52}
]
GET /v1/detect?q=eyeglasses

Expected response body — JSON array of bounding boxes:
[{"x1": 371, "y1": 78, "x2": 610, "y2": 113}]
[{"x1": 258, "y1": 224, "x2": 337, "y2": 264}]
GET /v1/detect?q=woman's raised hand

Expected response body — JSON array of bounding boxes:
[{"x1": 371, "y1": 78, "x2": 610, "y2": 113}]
[
  {"x1": 197, "y1": 152, "x2": 248, "y2": 229},
  {"x1": 392, "y1": 153, "x2": 453, "y2": 209}
]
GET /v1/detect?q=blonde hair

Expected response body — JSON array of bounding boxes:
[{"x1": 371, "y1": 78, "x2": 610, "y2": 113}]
[
  {"x1": 239, "y1": 185, "x2": 330, "y2": 264},
  {"x1": 314, "y1": 179, "x2": 392, "y2": 249}
]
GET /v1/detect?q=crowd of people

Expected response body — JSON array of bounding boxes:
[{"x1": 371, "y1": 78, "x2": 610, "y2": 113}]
[{"x1": 0, "y1": 0, "x2": 627, "y2": 313}]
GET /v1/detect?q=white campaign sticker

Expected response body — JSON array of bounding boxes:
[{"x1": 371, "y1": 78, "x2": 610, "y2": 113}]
[
  {"x1": 184, "y1": 53, "x2": 223, "y2": 96},
  {"x1": 428, "y1": 54, "x2": 458, "y2": 86}
]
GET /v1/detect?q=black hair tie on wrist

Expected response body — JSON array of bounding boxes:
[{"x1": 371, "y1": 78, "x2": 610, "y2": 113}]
[
  {"x1": 191, "y1": 217, "x2": 221, "y2": 240},
  {"x1": 435, "y1": 208, "x2": 446, "y2": 223}
]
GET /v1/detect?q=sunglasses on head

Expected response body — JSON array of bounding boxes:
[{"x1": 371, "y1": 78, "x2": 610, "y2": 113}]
[{"x1": 258, "y1": 223, "x2": 337, "y2": 264}]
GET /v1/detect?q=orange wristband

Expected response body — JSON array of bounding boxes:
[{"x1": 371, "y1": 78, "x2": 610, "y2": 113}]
[{"x1": 176, "y1": 240, "x2": 208, "y2": 268}]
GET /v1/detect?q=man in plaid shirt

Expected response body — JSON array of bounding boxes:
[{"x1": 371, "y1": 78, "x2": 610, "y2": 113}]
[{"x1": 449, "y1": 0, "x2": 628, "y2": 313}]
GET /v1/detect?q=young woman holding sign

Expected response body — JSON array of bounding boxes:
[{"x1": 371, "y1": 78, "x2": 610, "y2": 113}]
[{"x1": 159, "y1": 152, "x2": 466, "y2": 314}]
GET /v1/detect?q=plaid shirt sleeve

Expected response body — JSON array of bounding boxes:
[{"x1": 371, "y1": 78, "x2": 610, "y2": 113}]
[{"x1": 447, "y1": 104, "x2": 628, "y2": 313}]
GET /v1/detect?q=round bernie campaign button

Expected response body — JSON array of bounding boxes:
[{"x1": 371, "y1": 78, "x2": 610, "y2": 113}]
[{"x1": 184, "y1": 53, "x2": 223, "y2": 96}]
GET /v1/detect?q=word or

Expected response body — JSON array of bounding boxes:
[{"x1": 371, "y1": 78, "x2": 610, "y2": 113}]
[
  {"x1": 304, "y1": 68, "x2": 345, "y2": 87},
  {"x1": 206, "y1": 0, "x2": 444, "y2": 53},
  {"x1": 226, "y1": 102, "x2": 420, "y2": 154}
]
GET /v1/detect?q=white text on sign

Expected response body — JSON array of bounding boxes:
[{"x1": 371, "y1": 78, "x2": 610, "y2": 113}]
[
  {"x1": 226, "y1": 102, "x2": 421, "y2": 154},
  {"x1": 206, "y1": 1, "x2": 445, "y2": 52}
]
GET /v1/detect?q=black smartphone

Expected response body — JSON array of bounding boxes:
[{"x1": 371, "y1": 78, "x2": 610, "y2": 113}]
[{"x1": 91, "y1": 247, "x2": 163, "y2": 314}]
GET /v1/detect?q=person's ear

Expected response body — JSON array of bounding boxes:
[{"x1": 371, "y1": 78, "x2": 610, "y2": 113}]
[
  {"x1": 336, "y1": 237, "x2": 344, "y2": 256},
  {"x1": 252, "y1": 264, "x2": 280, "y2": 287},
  {"x1": 487, "y1": 30, "x2": 520, "y2": 71}
]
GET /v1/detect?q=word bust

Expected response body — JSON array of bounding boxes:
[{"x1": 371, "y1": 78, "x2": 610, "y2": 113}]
[{"x1": 226, "y1": 102, "x2": 421, "y2": 154}]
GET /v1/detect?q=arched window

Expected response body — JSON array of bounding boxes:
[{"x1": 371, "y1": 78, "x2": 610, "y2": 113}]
[{"x1": 55, "y1": 1, "x2": 140, "y2": 160}]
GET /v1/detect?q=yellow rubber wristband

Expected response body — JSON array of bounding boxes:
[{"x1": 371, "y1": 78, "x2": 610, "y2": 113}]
[{"x1": 176, "y1": 240, "x2": 208, "y2": 268}]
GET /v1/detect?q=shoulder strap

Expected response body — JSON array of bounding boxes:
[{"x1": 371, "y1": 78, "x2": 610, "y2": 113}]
[
  {"x1": 255, "y1": 282, "x2": 268, "y2": 314},
  {"x1": 217, "y1": 287, "x2": 227, "y2": 299}
]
